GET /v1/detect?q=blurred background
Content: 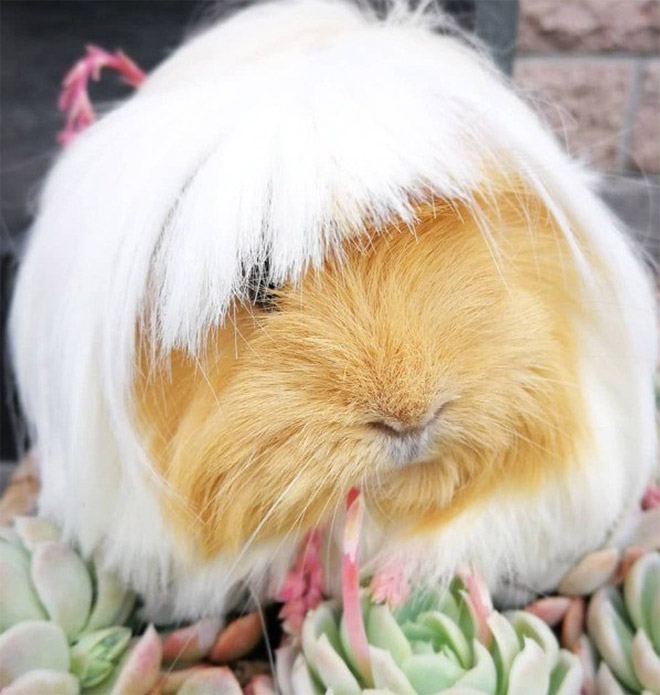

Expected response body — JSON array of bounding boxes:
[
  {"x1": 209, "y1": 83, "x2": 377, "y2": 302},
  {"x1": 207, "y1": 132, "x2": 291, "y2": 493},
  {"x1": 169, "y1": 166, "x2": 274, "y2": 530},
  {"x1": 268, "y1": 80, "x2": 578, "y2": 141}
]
[{"x1": 1, "y1": 0, "x2": 659, "y2": 466}]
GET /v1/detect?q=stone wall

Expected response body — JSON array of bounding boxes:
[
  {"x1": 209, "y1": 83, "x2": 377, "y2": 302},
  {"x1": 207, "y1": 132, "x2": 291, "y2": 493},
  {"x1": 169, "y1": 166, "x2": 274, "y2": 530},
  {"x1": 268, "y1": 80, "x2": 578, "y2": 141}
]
[{"x1": 514, "y1": 0, "x2": 659, "y2": 173}]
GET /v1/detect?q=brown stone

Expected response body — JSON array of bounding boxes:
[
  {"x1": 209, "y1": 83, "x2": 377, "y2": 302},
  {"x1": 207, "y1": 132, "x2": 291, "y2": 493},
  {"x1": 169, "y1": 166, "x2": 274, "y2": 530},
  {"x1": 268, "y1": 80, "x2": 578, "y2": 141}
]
[
  {"x1": 0, "y1": 451, "x2": 40, "y2": 524},
  {"x1": 630, "y1": 61, "x2": 660, "y2": 172},
  {"x1": 518, "y1": 0, "x2": 660, "y2": 54},
  {"x1": 514, "y1": 58, "x2": 632, "y2": 170}
]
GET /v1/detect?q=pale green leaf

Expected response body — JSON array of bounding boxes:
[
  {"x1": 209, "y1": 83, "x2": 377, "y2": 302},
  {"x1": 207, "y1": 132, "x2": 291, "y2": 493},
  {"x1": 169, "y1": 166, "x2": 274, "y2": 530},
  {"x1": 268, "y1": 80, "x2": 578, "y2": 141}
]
[
  {"x1": 367, "y1": 604, "x2": 412, "y2": 666},
  {"x1": 369, "y1": 646, "x2": 416, "y2": 694},
  {"x1": 0, "y1": 621, "x2": 69, "y2": 688},
  {"x1": 507, "y1": 638, "x2": 550, "y2": 695},
  {"x1": 30, "y1": 541, "x2": 93, "y2": 640},
  {"x1": 402, "y1": 652, "x2": 464, "y2": 694}
]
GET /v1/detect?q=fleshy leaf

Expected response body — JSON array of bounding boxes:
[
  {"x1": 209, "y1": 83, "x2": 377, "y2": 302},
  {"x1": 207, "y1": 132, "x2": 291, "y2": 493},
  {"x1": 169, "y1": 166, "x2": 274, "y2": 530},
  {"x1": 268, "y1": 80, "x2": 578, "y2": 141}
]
[
  {"x1": 507, "y1": 638, "x2": 550, "y2": 695},
  {"x1": 393, "y1": 588, "x2": 443, "y2": 625},
  {"x1": 158, "y1": 665, "x2": 212, "y2": 694},
  {"x1": 400, "y1": 621, "x2": 435, "y2": 643},
  {"x1": 74, "y1": 658, "x2": 114, "y2": 689},
  {"x1": 164, "y1": 617, "x2": 222, "y2": 663},
  {"x1": 410, "y1": 640, "x2": 434, "y2": 655},
  {"x1": 558, "y1": 548, "x2": 620, "y2": 596},
  {"x1": 113, "y1": 590, "x2": 137, "y2": 628},
  {"x1": 402, "y1": 652, "x2": 465, "y2": 694},
  {"x1": 438, "y1": 589, "x2": 462, "y2": 625},
  {"x1": 0, "y1": 620, "x2": 70, "y2": 688},
  {"x1": 84, "y1": 566, "x2": 134, "y2": 633},
  {"x1": 524, "y1": 597, "x2": 571, "y2": 628},
  {"x1": 453, "y1": 640, "x2": 497, "y2": 694},
  {"x1": 369, "y1": 645, "x2": 416, "y2": 694},
  {"x1": 487, "y1": 611, "x2": 520, "y2": 694},
  {"x1": 548, "y1": 650, "x2": 582, "y2": 695},
  {"x1": 291, "y1": 652, "x2": 323, "y2": 695},
  {"x1": 570, "y1": 635, "x2": 597, "y2": 694},
  {"x1": 560, "y1": 598, "x2": 585, "y2": 651},
  {"x1": 177, "y1": 667, "x2": 243, "y2": 695},
  {"x1": 303, "y1": 602, "x2": 342, "y2": 654},
  {"x1": 623, "y1": 551, "x2": 660, "y2": 650},
  {"x1": 366, "y1": 604, "x2": 412, "y2": 666},
  {"x1": 30, "y1": 541, "x2": 93, "y2": 639},
  {"x1": 110, "y1": 624, "x2": 162, "y2": 695},
  {"x1": 210, "y1": 612, "x2": 262, "y2": 663},
  {"x1": 454, "y1": 590, "x2": 478, "y2": 645},
  {"x1": 73, "y1": 626, "x2": 131, "y2": 661},
  {"x1": 652, "y1": 585, "x2": 660, "y2": 663},
  {"x1": 247, "y1": 674, "x2": 277, "y2": 695},
  {"x1": 614, "y1": 547, "x2": 647, "y2": 585},
  {"x1": 13, "y1": 516, "x2": 61, "y2": 550},
  {"x1": 505, "y1": 610, "x2": 559, "y2": 668},
  {"x1": 275, "y1": 644, "x2": 297, "y2": 695},
  {"x1": 595, "y1": 662, "x2": 628, "y2": 695},
  {"x1": 0, "y1": 539, "x2": 47, "y2": 629},
  {"x1": 456, "y1": 570, "x2": 493, "y2": 647},
  {"x1": 2, "y1": 669, "x2": 79, "y2": 695},
  {"x1": 587, "y1": 586, "x2": 642, "y2": 691},
  {"x1": 312, "y1": 632, "x2": 361, "y2": 693},
  {"x1": 419, "y1": 611, "x2": 472, "y2": 668},
  {"x1": 631, "y1": 629, "x2": 660, "y2": 694},
  {"x1": 70, "y1": 626, "x2": 131, "y2": 688}
]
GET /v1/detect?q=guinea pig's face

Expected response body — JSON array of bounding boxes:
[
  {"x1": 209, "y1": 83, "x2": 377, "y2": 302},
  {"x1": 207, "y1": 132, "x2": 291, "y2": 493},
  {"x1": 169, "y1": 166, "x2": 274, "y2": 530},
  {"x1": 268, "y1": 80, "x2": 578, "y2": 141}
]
[{"x1": 136, "y1": 194, "x2": 585, "y2": 557}]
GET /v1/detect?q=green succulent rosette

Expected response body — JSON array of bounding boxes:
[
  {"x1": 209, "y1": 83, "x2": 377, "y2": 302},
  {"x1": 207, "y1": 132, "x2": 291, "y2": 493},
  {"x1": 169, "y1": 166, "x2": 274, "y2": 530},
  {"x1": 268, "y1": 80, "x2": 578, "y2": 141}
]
[
  {"x1": 585, "y1": 551, "x2": 660, "y2": 694},
  {"x1": 1, "y1": 494, "x2": 658, "y2": 694},
  {"x1": 278, "y1": 577, "x2": 582, "y2": 695},
  {"x1": 0, "y1": 517, "x2": 135, "y2": 692},
  {"x1": 0, "y1": 515, "x2": 274, "y2": 694},
  {"x1": 276, "y1": 489, "x2": 660, "y2": 695}
]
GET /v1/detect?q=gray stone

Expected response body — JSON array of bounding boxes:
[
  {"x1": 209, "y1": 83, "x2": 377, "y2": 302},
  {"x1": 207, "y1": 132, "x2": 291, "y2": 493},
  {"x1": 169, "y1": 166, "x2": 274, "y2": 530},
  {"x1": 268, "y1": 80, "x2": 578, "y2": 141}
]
[
  {"x1": 518, "y1": 0, "x2": 660, "y2": 54},
  {"x1": 515, "y1": 58, "x2": 633, "y2": 170}
]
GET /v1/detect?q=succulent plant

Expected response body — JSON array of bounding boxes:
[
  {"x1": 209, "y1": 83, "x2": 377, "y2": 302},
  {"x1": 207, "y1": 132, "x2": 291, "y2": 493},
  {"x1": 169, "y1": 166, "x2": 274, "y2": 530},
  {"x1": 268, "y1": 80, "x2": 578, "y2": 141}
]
[
  {"x1": 276, "y1": 490, "x2": 581, "y2": 695},
  {"x1": 1, "y1": 483, "x2": 658, "y2": 694},
  {"x1": 0, "y1": 516, "x2": 135, "y2": 690},
  {"x1": 276, "y1": 579, "x2": 583, "y2": 694},
  {"x1": 0, "y1": 516, "x2": 273, "y2": 693},
  {"x1": 581, "y1": 550, "x2": 660, "y2": 694},
  {"x1": 276, "y1": 487, "x2": 660, "y2": 695}
]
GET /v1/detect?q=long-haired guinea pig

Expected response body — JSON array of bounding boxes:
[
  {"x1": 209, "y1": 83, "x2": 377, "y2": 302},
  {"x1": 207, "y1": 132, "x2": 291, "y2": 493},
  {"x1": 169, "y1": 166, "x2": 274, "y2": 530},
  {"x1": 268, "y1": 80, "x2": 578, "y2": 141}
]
[{"x1": 9, "y1": 0, "x2": 657, "y2": 619}]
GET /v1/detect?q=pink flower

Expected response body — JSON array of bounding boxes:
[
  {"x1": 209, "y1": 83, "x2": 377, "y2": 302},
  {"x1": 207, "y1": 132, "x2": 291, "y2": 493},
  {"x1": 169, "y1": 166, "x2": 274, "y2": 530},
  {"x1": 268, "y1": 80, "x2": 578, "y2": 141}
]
[{"x1": 276, "y1": 529, "x2": 325, "y2": 636}]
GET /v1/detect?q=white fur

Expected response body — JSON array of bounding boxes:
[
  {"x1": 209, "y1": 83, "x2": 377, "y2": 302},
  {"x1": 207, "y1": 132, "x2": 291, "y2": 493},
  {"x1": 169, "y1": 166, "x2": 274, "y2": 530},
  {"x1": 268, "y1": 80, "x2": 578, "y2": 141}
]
[{"x1": 10, "y1": 0, "x2": 657, "y2": 618}]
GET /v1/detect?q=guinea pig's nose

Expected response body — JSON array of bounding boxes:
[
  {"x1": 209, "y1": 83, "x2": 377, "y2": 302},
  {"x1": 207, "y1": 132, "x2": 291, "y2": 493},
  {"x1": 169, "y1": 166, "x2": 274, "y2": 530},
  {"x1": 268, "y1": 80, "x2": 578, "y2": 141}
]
[
  {"x1": 369, "y1": 403, "x2": 447, "y2": 465},
  {"x1": 368, "y1": 402, "x2": 447, "y2": 438}
]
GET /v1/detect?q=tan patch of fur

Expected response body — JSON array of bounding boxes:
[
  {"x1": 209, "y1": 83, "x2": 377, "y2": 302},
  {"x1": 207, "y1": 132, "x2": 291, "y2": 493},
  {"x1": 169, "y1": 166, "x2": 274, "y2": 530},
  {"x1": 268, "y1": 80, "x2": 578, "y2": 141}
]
[{"x1": 134, "y1": 190, "x2": 588, "y2": 557}]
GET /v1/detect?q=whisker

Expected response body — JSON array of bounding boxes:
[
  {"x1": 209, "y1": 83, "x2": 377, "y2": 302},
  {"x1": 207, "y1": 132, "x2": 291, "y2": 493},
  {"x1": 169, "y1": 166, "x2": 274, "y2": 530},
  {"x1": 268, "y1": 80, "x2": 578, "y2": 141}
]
[
  {"x1": 220, "y1": 470, "x2": 305, "y2": 585},
  {"x1": 247, "y1": 585, "x2": 277, "y2": 686}
]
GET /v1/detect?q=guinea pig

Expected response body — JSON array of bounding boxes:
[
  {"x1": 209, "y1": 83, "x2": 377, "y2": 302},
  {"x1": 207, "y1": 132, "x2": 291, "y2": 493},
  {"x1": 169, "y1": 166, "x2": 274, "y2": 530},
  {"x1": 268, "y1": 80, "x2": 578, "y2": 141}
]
[{"x1": 9, "y1": 0, "x2": 657, "y2": 620}]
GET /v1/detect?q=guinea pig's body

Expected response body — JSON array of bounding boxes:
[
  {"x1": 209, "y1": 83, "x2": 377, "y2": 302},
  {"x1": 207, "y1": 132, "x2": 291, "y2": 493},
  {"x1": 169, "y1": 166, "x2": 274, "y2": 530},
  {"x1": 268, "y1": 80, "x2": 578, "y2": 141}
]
[{"x1": 10, "y1": 1, "x2": 657, "y2": 620}]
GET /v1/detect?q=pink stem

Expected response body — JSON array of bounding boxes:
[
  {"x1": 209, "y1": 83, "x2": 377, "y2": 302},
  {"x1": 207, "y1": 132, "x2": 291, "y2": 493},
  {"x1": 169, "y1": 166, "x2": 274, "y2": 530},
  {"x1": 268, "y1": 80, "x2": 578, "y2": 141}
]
[
  {"x1": 341, "y1": 488, "x2": 372, "y2": 685},
  {"x1": 57, "y1": 44, "x2": 146, "y2": 146}
]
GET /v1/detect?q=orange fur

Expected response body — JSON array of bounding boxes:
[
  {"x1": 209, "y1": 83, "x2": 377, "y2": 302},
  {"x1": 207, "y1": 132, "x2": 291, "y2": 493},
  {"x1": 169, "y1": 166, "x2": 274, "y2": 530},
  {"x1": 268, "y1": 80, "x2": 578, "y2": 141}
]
[{"x1": 134, "y1": 190, "x2": 588, "y2": 557}]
